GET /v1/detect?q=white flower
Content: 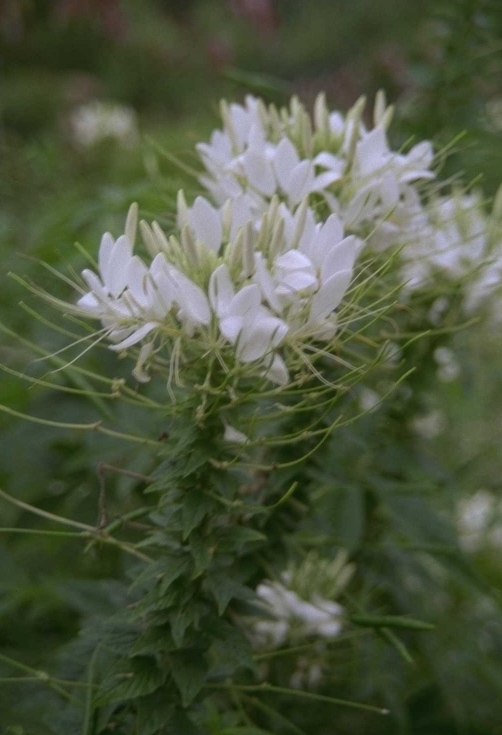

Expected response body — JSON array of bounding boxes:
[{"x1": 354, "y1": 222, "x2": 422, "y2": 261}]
[
  {"x1": 75, "y1": 218, "x2": 211, "y2": 353},
  {"x1": 457, "y1": 490, "x2": 502, "y2": 552},
  {"x1": 253, "y1": 206, "x2": 360, "y2": 340},
  {"x1": 196, "y1": 93, "x2": 436, "y2": 255},
  {"x1": 400, "y1": 191, "x2": 491, "y2": 291},
  {"x1": 433, "y1": 346, "x2": 460, "y2": 383},
  {"x1": 250, "y1": 578, "x2": 344, "y2": 649},
  {"x1": 69, "y1": 100, "x2": 138, "y2": 148},
  {"x1": 209, "y1": 264, "x2": 289, "y2": 383},
  {"x1": 410, "y1": 409, "x2": 446, "y2": 440}
]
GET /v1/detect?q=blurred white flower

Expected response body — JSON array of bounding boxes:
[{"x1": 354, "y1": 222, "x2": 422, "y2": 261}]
[
  {"x1": 69, "y1": 100, "x2": 139, "y2": 148},
  {"x1": 251, "y1": 578, "x2": 344, "y2": 649},
  {"x1": 457, "y1": 490, "x2": 502, "y2": 552},
  {"x1": 411, "y1": 409, "x2": 446, "y2": 439},
  {"x1": 433, "y1": 346, "x2": 460, "y2": 383}
]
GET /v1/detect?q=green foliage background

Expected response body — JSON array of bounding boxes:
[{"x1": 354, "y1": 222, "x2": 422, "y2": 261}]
[{"x1": 1, "y1": 0, "x2": 502, "y2": 733}]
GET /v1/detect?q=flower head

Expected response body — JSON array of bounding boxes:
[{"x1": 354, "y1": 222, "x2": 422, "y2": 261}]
[{"x1": 66, "y1": 186, "x2": 360, "y2": 390}]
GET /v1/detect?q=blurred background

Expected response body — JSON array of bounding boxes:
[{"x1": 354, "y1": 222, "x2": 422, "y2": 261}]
[{"x1": 1, "y1": 1, "x2": 502, "y2": 733}]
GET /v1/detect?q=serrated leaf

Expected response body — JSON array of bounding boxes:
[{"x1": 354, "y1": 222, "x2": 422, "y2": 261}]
[
  {"x1": 130, "y1": 625, "x2": 175, "y2": 656},
  {"x1": 189, "y1": 533, "x2": 213, "y2": 576},
  {"x1": 159, "y1": 555, "x2": 192, "y2": 594},
  {"x1": 209, "y1": 623, "x2": 255, "y2": 675},
  {"x1": 203, "y1": 571, "x2": 252, "y2": 614},
  {"x1": 182, "y1": 490, "x2": 214, "y2": 539},
  {"x1": 136, "y1": 688, "x2": 176, "y2": 735},
  {"x1": 218, "y1": 526, "x2": 267, "y2": 550},
  {"x1": 102, "y1": 656, "x2": 166, "y2": 703},
  {"x1": 169, "y1": 601, "x2": 208, "y2": 648},
  {"x1": 169, "y1": 651, "x2": 207, "y2": 706}
]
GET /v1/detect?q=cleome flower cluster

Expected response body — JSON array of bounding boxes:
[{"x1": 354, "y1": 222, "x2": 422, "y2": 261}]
[
  {"x1": 74, "y1": 195, "x2": 359, "y2": 386},
  {"x1": 65, "y1": 93, "x2": 502, "y2": 388}
]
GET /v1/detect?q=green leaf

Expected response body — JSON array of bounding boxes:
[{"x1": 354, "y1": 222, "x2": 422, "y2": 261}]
[
  {"x1": 136, "y1": 688, "x2": 175, "y2": 735},
  {"x1": 315, "y1": 484, "x2": 365, "y2": 550},
  {"x1": 103, "y1": 656, "x2": 166, "y2": 703},
  {"x1": 169, "y1": 601, "x2": 208, "y2": 649},
  {"x1": 220, "y1": 728, "x2": 276, "y2": 735},
  {"x1": 0, "y1": 546, "x2": 28, "y2": 591},
  {"x1": 169, "y1": 651, "x2": 207, "y2": 706},
  {"x1": 189, "y1": 533, "x2": 213, "y2": 577},
  {"x1": 130, "y1": 626, "x2": 176, "y2": 656},
  {"x1": 217, "y1": 526, "x2": 267, "y2": 551},
  {"x1": 182, "y1": 490, "x2": 214, "y2": 540},
  {"x1": 208, "y1": 623, "x2": 255, "y2": 675},
  {"x1": 351, "y1": 614, "x2": 435, "y2": 631},
  {"x1": 159, "y1": 555, "x2": 192, "y2": 594},
  {"x1": 203, "y1": 571, "x2": 252, "y2": 615},
  {"x1": 166, "y1": 707, "x2": 204, "y2": 735}
]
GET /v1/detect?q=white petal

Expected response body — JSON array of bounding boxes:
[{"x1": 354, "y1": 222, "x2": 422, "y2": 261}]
[
  {"x1": 356, "y1": 126, "x2": 388, "y2": 176},
  {"x1": 190, "y1": 196, "x2": 222, "y2": 252},
  {"x1": 81, "y1": 268, "x2": 104, "y2": 294},
  {"x1": 380, "y1": 170, "x2": 400, "y2": 208},
  {"x1": 275, "y1": 249, "x2": 313, "y2": 271},
  {"x1": 320, "y1": 236, "x2": 359, "y2": 282},
  {"x1": 311, "y1": 170, "x2": 342, "y2": 192},
  {"x1": 175, "y1": 273, "x2": 211, "y2": 325},
  {"x1": 309, "y1": 214, "x2": 344, "y2": 265},
  {"x1": 314, "y1": 151, "x2": 345, "y2": 176},
  {"x1": 229, "y1": 103, "x2": 250, "y2": 149},
  {"x1": 107, "y1": 235, "x2": 133, "y2": 297},
  {"x1": 238, "y1": 315, "x2": 288, "y2": 362},
  {"x1": 243, "y1": 150, "x2": 276, "y2": 196},
  {"x1": 97, "y1": 232, "x2": 115, "y2": 285},
  {"x1": 109, "y1": 321, "x2": 158, "y2": 350},
  {"x1": 310, "y1": 270, "x2": 353, "y2": 321},
  {"x1": 263, "y1": 353, "x2": 289, "y2": 385},
  {"x1": 126, "y1": 256, "x2": 149, "y2": 305},
  {"x1": 220, "y1": 314, "x2": 244, "y2": 343},
  {"x1": 76, "y1": 292, "x2": 102, "y2": 315},
  {"x1": 231, "y1": 284, "x2": 262, "y2": 317},
  {"x1": 208, "y1": 263, "x2": 235, "y2": 316},
  {"x1": 287, "y1": 160, "x2": 315, "y2": 204},
  {"x1": 254, "y1": 254, "x2": 282, "y2": 312},
  {"x1": 273, "y1": 137, "x2": 300, "y2": 191},
  {"x1": 223, "y1": 424, "x2": 249, "y2": 444}
]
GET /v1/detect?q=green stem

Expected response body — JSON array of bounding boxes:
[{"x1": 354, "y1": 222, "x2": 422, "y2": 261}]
[{"x1": 206, "y1": 682, "x2": 389, "y2": 715}]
